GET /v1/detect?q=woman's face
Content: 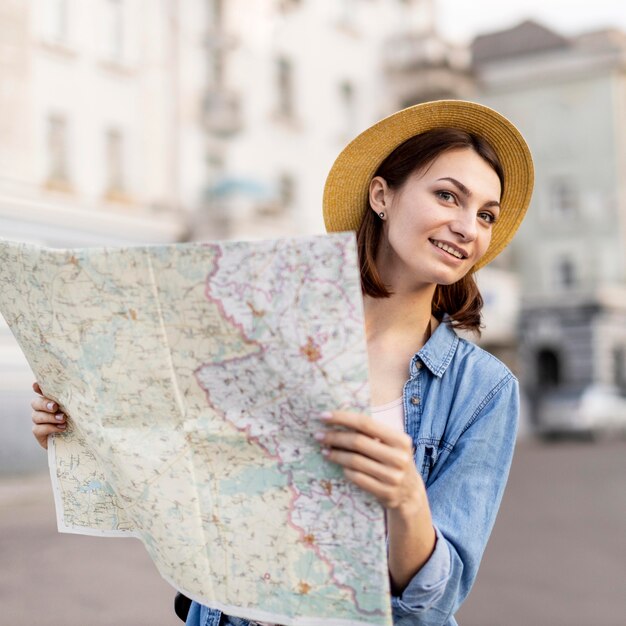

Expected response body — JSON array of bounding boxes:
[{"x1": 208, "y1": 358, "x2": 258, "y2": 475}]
[{"x1": 370, "y1": 147, "x2": 502, "y2": 291}]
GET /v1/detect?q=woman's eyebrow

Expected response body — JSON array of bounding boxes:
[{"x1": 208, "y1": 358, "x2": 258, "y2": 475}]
[
  {"x1": 437, "y1": 176, "x2": 501, "y2": 209},
  {"x1": 437, "y1": 177, "x2": 471, "y2": 196}
]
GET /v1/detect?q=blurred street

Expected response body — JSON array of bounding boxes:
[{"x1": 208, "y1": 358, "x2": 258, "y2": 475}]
[
  {"x1": 2, "y1": 438, "x2": 625, "y2": 626},
  {"x1": 457, "y1": 437, "x2": 626, "y2": 626}
]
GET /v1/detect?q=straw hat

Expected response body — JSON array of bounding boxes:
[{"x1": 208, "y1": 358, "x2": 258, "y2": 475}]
[{"x1": 323, "y1": 99, "x2": 534, "y2": 269}]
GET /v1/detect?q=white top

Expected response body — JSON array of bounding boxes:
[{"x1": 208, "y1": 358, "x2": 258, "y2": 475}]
[{"x1": 371, "y1": 397, "x2": 404, "y2": 433}]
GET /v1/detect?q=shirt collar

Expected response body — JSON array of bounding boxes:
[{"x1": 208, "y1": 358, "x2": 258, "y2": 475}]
[{"x1": 413, "y1": 319, "x2": 459, "y2": 378}]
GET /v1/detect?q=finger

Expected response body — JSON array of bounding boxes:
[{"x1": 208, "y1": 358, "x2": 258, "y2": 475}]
[
  {"x1": 32, "y1": 409, "x2": 65, "y2": 425},
  {"x1": 322, "y1": 447, "x2": 402, "y2": 484},
  {"x1": 32, "y1": 381, "x2": 43, "y2": 395},
  {"x1": 31, "y1": 396, "x2": 58, "y2": 413},
  {"x1": 32, "y1": 423, "x2": 66, "y2": 449},
  {"x1": 319, "y1": 411, "x2": 410, "y2": 447},
  {"x1": 317, "y1": 429, "x2": 405, "y2": 468},
  {"x1": 342, "y1": 467, "x2": 394, "y2": 502},
  {"x1": 316, "y1": 420, "x2": 413, "y2": 458}
]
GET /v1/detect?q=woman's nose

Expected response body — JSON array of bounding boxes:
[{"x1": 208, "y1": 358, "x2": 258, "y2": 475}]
[{"x1": 451, "y1": 212, "x2": 478, "y2": 242}]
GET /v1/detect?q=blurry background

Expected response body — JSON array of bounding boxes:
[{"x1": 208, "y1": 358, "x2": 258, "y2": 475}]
[{"x1": 1, "y1": 1, "x2": 626, "y2": 624}]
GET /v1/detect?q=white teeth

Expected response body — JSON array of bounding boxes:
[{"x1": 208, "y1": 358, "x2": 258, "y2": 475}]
[{"x1": 433, "y1": 240, "x2": 463, "y2": 259}]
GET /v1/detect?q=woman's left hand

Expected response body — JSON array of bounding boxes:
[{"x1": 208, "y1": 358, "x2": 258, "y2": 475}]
[{"x1": 315, "y1": 411, "x2": 425, "y2": 512}]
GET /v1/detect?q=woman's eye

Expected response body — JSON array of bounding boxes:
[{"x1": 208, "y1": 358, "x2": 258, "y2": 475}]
[
  {"x1": 437, "y1": 191, "x2": 455, "y2": 202},
  {"x1": 478, "y1": 211, "x2": 497, "y2": 224}
]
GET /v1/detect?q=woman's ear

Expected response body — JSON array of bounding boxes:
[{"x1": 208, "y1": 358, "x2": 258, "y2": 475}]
[{"x1": 369, "y1": 176, "x2": 392, "y2": 217}]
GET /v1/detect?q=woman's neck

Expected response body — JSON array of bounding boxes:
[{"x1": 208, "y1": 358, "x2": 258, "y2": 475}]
[
  {"x1": 364, "y1": 286, "x2": 435, "y2": 343},
  {"x1": 364, "y1": 289, "x2": 436, "y2": 406}
]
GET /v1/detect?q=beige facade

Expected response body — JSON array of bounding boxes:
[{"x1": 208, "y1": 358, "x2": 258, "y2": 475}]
[
  {"x1": 472, "y1": 21, "x2": 626, "y2": 433},
  {"x1": 0, "y1": 0, "x2": 208, "y2": 249},
  {"x1": 0, "y1": 0, "x2": 440, "y2": 470},
  {"x1": 472, "y1": 21, "x2": 626, "y2": 293},
  {"x1": 0, "y1": 0, "x2": 209, "y2": 470},
  {"x1": 194, "y1": 0, "x2": 436, "y2": 241}
]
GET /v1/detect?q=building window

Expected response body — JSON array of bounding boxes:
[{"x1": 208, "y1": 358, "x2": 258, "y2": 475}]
[
  {"x1": 276, "y1": 57, "x2": 294, "y2": 118},
  {"x1": 105, "y1": 128, "x2": 125, "y2": 194},
  {"x1": 614, "y1": 347, "x2": 626, "y2": 392},
  {"x1": 278, "y1": 173, "x2": 295, "y2": 209},
  {"x1": 337, "y1": 0, "x2": 356, "y2": 27},
  {"x1": 210, "y1": 0, "x2": 224, "y2": 26},
  {"x1": 277, "y1": 0, "x2": 302, "y2": 12},
  {"x1": 537, "y1": 348, "x2": 561, "y2": 388},
  {"x1": 339, "y1": 81, "x2": 355, "y2": 135},
  {"x1": 555, "y1": 256, "x2": 576, "y2": 290},
  {"x1": 45, "y1": 0, "x2": 68, "y2": 43},
  {"x1": 209, "y1": 49, "x2": 225, "y2": 87},
  {"x1": 207, "y1": 0, "x2": 226, "y2": 87},
  {"x1": 549, "y1": 178, "x2": 578, "y2": 217},
  {"x1": 103, "y1": 0, "x2": 124, "y2": 61},
  {"x1": 47, "y1": 114, "x2": 70, "y2": 184}
]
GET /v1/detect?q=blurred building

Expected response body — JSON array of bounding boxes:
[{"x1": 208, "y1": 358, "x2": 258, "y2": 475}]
[
  {"x1": 383, "y1": 18, "x2": 474, "y2": 105},
  {"x1": 0, "y1": 0, "x2": 208, "y2": 471},
  {"x1": 1, "y1": 0, "x2": 442, "y2": 472},
  {"x1": 194, "y1": 0, "x2": 437, "y2": 240},
  {"x1": 472, "y1": 21, "x2": 626, "y2": 433},
  {"x1": 0, "y1": 0, "x2": 209, "y2": 247},
  {"x1": 7, "y1": 3, "x2": 625, "y2": 469}
]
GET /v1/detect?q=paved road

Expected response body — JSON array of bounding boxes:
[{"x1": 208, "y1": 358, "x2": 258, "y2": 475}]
[
  {"x1": 2, "y1": 438, "x2": 625, "y2": 626},
  {"x1": 457, "y1": 438, "x2": 626, "y2": 626},
  {"x1": 0, "y1": 473, "x2": 179, "y2": 626},
  {"x1": 0, "y1": 389, "x2": 48, "y2": 474}
]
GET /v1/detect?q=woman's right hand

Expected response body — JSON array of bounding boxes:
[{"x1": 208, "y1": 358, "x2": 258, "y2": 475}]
[{"x1": 31, "y1": 381, "x2": 66, "y2": 449}]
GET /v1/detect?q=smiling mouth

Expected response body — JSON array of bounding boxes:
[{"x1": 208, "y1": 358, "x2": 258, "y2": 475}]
[{"x1": 429, "y1": 239, "x2": 467, "y2": 260}]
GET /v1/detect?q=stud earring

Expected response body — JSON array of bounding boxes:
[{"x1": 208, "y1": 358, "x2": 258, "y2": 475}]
[{"x1": 378, "y1": 212, "x2": 385, "y2": 219}]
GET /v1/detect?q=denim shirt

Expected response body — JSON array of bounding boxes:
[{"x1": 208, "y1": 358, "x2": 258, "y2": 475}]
[{"x1": 186, "y1": 321, "x2": 519, "y2": 626}]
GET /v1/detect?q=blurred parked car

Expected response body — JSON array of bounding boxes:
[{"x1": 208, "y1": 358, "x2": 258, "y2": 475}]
[{"x1": 535, "y1": 384, "x2": 626, "y2": 439}]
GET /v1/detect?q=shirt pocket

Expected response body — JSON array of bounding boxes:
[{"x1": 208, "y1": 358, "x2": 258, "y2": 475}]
[{"x1": 419, "y1": 442, "x2": 440, "y2": 483}]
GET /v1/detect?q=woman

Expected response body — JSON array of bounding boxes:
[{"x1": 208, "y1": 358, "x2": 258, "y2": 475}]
[{"x1": 31, "y1": 100, "x2": 534, "y2": 625}]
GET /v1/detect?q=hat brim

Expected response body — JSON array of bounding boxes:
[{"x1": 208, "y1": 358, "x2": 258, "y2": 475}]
[{"x1": 323, "y1": 100, "x2": 534, "y2": 270}]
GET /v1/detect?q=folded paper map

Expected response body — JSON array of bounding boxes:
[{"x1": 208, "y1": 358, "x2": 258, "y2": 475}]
[{"x1": 0, "y1": 234, "x2": 391, "y2": 626}]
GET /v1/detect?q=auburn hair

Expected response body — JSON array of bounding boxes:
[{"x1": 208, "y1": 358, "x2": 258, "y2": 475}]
[{"x1": 356, "y1": 127, "x2": 505, "y2": 335}]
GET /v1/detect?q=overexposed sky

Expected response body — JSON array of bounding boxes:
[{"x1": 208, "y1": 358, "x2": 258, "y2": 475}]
[{"x1": 435, "y1": 0, "x2": 626, "y2": 43}]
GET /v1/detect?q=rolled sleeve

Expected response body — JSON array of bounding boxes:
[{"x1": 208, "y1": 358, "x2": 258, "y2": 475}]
[{"x1": 391, "y1": 525, "x2": 451, "y2": 614}]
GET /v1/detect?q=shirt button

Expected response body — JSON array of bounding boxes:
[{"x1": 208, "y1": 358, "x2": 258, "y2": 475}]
[
  {"x1": 410, "y1": 395, "x2": 420, "y2": 405},
  {"x1": 415, "y1": 362, "x2": 422, "y2": 369}
]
